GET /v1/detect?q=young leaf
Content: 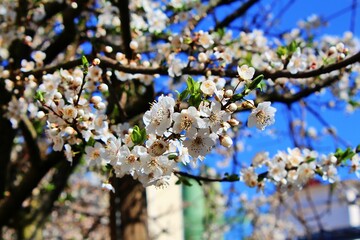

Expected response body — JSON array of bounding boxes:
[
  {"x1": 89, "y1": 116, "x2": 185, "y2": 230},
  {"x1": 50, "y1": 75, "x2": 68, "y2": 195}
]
[
  {"x1": 81, "y1": 55, "x2": 89, "y2": 74},
  {"x1": 247, "y1": 74, "x2": 264, "y2": 91}
]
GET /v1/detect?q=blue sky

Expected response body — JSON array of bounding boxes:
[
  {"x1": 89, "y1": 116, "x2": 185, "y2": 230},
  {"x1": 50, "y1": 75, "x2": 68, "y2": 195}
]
[{"x1": 211, "y1": 1, "x2": 360, "y2": 238}]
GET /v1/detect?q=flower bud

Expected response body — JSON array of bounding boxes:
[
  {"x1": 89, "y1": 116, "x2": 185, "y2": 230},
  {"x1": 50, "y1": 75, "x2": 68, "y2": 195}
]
[
  {"x1": 227, "y1": 103, "x2": 238, "y2": 112},
  {"x1": 228, "y1": 118, "x2": 239, "y2": 126},
  {"x1": 98, "y1": 83, "x2": 108, "y2": 92},
  {"x1": 54, "y1": 92, "x2": 62, "y2": 99},
  {"x1": 130, "y1": 40, "x2": 138, "y2": 50},
  {"x1": 91, "y1": 96, "x2": 102, "y2": 104},
  {"x1": 336, "y1": 42, "x2": 344, "y2": 52},
  {"x1": 220, "y1": 135, "x2": 233, "y2": 148},
  {"x1": 92, "y1": 58, "x2": 101, "y2": 65},
  {"x1": 198, "y1": 52, "x2": 208, "y2": 63},
  {"x1": 105, "y1": 46, "x2": 113, "y2": 53},
  {"x1": 224, "y1": 89, "x2": 233, "y2": 98},
  {"x1": 36, "y1": 111, "x2": 45, "y2": 119},
  {"x1": 64, "y1": 126, "x2": 76, "y2": 135},
  {"x1": 328, "y1": 46, "x2": 337, "y2": 56},
  {"x1": 96, "y1": 102, "x2": 106, "y2": 110},
  {"x1": 73, "y1": 77, "x2": 83, "y2": 86},
  {"x1": 221, "y1": 122, "x2": 231, "y2": 131}
]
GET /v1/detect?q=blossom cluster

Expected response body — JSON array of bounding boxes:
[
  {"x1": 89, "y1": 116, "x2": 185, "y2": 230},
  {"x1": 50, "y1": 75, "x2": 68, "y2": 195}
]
[
  {"x1": 2, "y1": 47, "x2": 277, "y2": 187},
  {"x1": 241, "y1": 147, "x2": 360, "y2": 192},
  {"x1": 0, "y1": 0, "x2": 359, "y2": 192}
]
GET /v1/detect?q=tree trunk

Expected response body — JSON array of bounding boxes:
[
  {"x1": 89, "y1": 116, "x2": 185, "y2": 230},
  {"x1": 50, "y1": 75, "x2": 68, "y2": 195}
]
[{"x1": 110, "y1": 175, "x2": 149, "y2": 240}]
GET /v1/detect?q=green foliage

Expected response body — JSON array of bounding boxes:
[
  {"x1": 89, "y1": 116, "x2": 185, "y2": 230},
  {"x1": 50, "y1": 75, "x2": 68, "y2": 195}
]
[
  {"x1": 306, "y1": 157, "x2": 316, "y2": 163},
  {"x1": 175, "y1": 176, "x2": 193, "y2": 186},
  {"x1": 231, "y1": 74, "x2": 264, "y2": 102},
  {"x1": 81, "y1": 55, "x2": 89, "y2": 75},
  {"x1": 43, "y1": 183, "x2": 55, "y2": 192},
  {"x1": 35, "y1": 90, "x2": 45, "y2": 102},
  {"x1": 178, "y1": 76, "x2": 203, "y2": 107},
  {"x1": 246, "y1": 74, "x2": 264, "y2": 91},
  {"x1": 335, "y1": 147, "x2": 356, "y2": 164},
  {"x1": 276, "y1": 40, "x2": 300, "y2": 58},
  {"x1": 224, "y1": 173, "x2": 240, "y2": 181},
  {"x1": 130, "y1": 125, "x2": 147, "y2": 145}
]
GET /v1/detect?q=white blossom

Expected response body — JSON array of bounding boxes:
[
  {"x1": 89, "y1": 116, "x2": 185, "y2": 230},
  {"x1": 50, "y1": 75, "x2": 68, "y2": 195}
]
[
  {"x1": 143, "y1": 95, "x2": 175, "y2": 136},
  {"x1": 248, "y1": 102, "x2": 276, "y2": 130}
]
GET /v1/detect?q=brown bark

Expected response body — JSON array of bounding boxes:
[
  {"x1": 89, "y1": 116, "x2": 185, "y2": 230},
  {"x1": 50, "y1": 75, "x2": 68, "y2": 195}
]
[
  {"x1": 110, "y1": 176, "x2": 149, "y2": 240},
  {"x1": 119, "y1": 176, "x2": 148, "y2": 240}
]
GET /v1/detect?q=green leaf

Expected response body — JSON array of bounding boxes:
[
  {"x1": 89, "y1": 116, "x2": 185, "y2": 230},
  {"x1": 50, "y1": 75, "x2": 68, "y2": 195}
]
[
  {"x1": 257, "y1": 172, "x2": 268, "y2": 182},
  {"x1": 44, "y1": 183, "x2": 55, "y2": 192},
  {"x1": 335, "y1": 147, "x2": 356, "y2": 164},
  {"x1": 247, "y1": 74, "x2": 264, "y2": 91},
  {"x1": 176, "y1": 176, "x2": 192, "y2": 186},
  {"x1": 81, "y1": 55, "x2": 89, "y2": 74},
  {"x1": 276, "y1": 46, "x2": 287, "y2": 58},
  {"x1": 225, "y1": 174, "x2": 240, "y2": 181},
  {"x1": 306, "y1": 157, "x2": 316, "y2": 163},
  {"x1": 232, "y1": 93, "x2": 244, "y2": 101},
  {"x1": 189, "y1": 92, "x2": 202, "y2": 108},
  {"x1": 184, "y1": 37, "x2": 193, "y2": 45},
  {"x1": 186, "y1": 76, "x2": 195, "y2": 93},
  {"x1": 87, "y1": 137, "x2": 96, "y2": 146},
  {"x1": 288, "y1": 40, "x2": 298, "y2": 53},
  {"x1": 168, "y1": 154, "x2": 177, "y2": 160},
  {"x1": 179, "y1": 89, "x2": 190, "y2": 101},
  {"x1": 35, "y1": 90, "x2": 45, "y2": 102},
  {"x1": 217, "y1": 27, "x2": 225, "y2": 38},
  {"x1": 130, "y1": 125, "x2": 147, "y2": 145},
  {"x1": 82, "y1": 55, "x2": 89, "y2": 67},
  {"x1": 356, "y1": 144, "x2": 360, "y2": 153}
]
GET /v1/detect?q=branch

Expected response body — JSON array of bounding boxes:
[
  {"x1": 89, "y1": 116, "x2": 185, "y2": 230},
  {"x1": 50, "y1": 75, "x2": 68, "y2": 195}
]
[
  {"x1": 0, "y1": 151, "x2": 64, "y2": 226},
  {"x1": 0, "y1": 117, "x2": 16, "y2": 200},
  {"x1": 174, "y1": 171, "x2": 239, "y2": 184},
  {"x1": 116, "y1": 0, "x2": 133, "y2": 59},
  {"x1": 261, "y1": 51, "x2": 360, "y2": 79},
  {"x1": 214, "y1": 0, "x2": 260, "y2": 31},
  {"x1": 20, "y1": 51, "x2": 360, "y2": 85},
  {"x1": 259, "y1": 78, "x2": 339, "y2": 104},
  {"x1": 43, "y1": 1, "x2": 87, "y2": 64},
  {"x1": 19, "y1": 117, "x2": 41, "y2": 167}
]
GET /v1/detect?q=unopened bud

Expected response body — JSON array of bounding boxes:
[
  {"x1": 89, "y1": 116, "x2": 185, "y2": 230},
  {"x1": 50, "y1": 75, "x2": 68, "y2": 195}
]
[
  {"x1": 130, "y1": 40, "x2": 138, "y2": 50},
  {"x1": 143, "y1": 61, "x2": 150, "y2": 67},
  {"x1": 228, "y1": 118, "x2": 239, "y2": 126},
  {"x1": 220, "y1": 135, "x2": 233, "y2": 148},
  {"x1": 227, "y1": 103, "x2": 238, "y2": 112},
  {"x1": 224, "y1": 89, "x2": 233, "y2": 98},
  {"x1": 36, "y1": 111, "x2": 45, "y2": 119},
  {"x1": 105, "y1": 46, "x2": 113, "y2": 53},
  {"x1": 241, "y1": 101, "x2": 255, "y2": 109},
  {"x1": 96, "y1": 102, "x2": 106, "y2": 110},
  {"x1": 92, "y1": 58, "x2": 101, "y2": 65},
  {"x1": 98, "y1": 83, "x2": 108, "y2": 92},
  {"x1": 338, "y1": 53, "x2": 346, "y2": 60},
  {"x1": 221, "y1": 122, "x2": 231, "y2": 131},
  {"x1": 328, "y1": 46, "x2": 337, "y2": 56},
  {"x1": 91, "y1": 96, "x2": 102, "y2": 104},
  {"x1": 198, "y1": 52, "x2": 208, "y2": 63},
  {"x1": 54, "y1": 92, "x2": 62, "y2": 99},
  {"x1": 336, "y1": 42, "x2": 344, "y2": 52},
  {"x1": 64, "y1": 126, "x2": 76, "y2": 135}
]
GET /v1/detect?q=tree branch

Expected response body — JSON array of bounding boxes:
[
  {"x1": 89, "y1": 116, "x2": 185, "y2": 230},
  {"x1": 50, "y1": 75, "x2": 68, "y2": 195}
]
[
  {"x1": 214, "y1": 0, "x2": 260, "y2": 31},
  {"x1": 0, "y1": 151, "x2": 64, "y2": 227},
  {"x1": 174, "y1": 171, "x2": 239, "y2": 184},
  {"x1": 116, "y1": 0, "x2": 133, "y2": 59},
  {"x1": 20, "y1": 51, "x2": 360, "y2": 83}
]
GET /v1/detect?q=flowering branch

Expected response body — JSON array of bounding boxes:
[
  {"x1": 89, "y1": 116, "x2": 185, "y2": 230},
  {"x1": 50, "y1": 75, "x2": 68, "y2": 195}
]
[{"x1": 174, "y1": 171, "x2": 239, "y2": 184}]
